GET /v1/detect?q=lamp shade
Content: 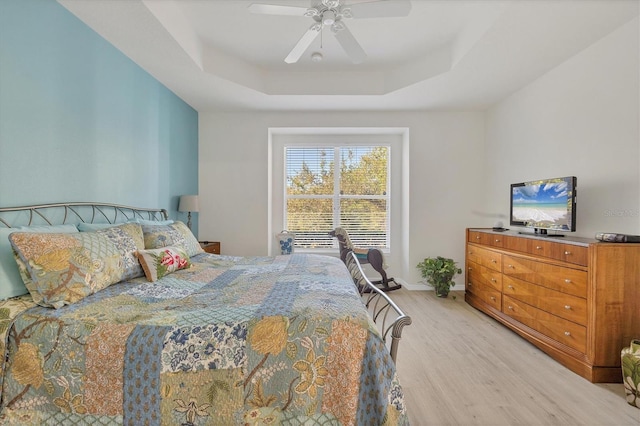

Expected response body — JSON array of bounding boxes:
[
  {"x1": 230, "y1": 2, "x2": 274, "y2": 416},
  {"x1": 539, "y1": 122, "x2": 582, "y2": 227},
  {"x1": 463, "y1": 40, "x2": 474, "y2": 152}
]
[{"x1": 178, "y1": 195, "x2": 199, "y2": 213}]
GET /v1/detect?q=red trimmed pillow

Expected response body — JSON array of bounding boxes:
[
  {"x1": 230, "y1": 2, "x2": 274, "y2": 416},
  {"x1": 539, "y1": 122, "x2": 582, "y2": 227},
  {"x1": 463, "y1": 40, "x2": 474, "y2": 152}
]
[{"x1": 136, "y1": 246, "x2": 191, "y2": 282}]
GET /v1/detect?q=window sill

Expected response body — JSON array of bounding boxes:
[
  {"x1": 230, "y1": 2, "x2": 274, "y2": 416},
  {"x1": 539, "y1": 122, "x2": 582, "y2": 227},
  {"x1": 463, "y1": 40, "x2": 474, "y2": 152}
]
[{"x1": 293, "y1": 248, "x2": 391, "y2": 255}]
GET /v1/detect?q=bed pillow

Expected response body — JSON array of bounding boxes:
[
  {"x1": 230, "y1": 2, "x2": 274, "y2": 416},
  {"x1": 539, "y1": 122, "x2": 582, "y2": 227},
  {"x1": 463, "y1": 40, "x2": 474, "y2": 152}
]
[
  {"x1": 95, "y1": 222, "x2": 145, "y2": 280},
  {"x1": 9, "y1": 223, "x2": 144, "y2": 308},
  {"x1": 17, "y1": 224, "x2": 79, "y2": 233},
  {"x1": 77, "y1": 222, "x2": 120, "y2": 232},
  {"x1": 10, "y1": 232, "x2": 123, "y2": 308},
  {"x1": 141, "y1": 221, "x2": 204, "y2": 257},
  {"x1": 0, "y1": 225, "x2": 79, "y2": 300},
  {"x1": 136, "y1": 246, "x2": 191, "y2": 282},
  {"x1": 77, "y1": 219, "x2": 172, "y2": 232},
  {"x1": 132, "y1": 218, "x2": 174, "y2": 226}
]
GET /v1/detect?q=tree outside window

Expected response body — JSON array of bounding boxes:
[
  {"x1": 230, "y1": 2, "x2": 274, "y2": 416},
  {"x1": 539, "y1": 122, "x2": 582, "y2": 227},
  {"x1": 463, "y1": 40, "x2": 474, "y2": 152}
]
[{"x1": 285, "y1": 146, "x2": 390, "y2": 249}]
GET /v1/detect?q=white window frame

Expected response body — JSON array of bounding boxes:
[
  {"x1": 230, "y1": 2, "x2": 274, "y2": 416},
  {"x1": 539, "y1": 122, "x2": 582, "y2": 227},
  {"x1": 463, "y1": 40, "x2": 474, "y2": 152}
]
[
  {"x1": 283, "y1": 144, "x2": 391, "y2": 250},
  {"x1": 270, "y1": 130, "x2": 405, "y2": 256}
]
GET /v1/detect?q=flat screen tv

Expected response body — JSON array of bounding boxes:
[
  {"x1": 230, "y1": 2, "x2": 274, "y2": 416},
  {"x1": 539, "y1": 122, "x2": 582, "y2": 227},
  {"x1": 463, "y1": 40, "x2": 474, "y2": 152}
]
[{"x1": 510, "y1": 176, "x2": 577, "y2": 235}]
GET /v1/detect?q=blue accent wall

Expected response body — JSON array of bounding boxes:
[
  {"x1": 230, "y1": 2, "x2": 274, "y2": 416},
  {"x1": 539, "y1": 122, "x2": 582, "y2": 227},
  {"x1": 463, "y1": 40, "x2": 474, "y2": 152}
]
[{"x1": 0, "y1": 0, "x2": 199, "y2": 235}]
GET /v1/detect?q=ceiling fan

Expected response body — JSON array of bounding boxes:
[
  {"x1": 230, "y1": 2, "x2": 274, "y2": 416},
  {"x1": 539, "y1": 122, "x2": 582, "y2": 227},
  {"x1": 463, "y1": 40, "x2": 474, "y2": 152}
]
[{"x1": 248, "y1": 0, "x2": 412, "y2": 64}]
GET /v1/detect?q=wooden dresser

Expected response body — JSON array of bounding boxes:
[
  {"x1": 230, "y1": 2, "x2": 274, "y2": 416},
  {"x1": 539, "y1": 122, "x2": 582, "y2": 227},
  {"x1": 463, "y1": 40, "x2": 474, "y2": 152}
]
[{"x1": 465, "y1": 228, "x2": 640, "y2": 383}]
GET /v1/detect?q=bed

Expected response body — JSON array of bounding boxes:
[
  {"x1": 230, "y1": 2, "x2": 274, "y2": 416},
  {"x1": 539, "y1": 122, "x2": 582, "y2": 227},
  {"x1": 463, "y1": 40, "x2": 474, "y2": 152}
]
[{"x1": 0, "y1": 203, "x2": 408, "y2": 425}]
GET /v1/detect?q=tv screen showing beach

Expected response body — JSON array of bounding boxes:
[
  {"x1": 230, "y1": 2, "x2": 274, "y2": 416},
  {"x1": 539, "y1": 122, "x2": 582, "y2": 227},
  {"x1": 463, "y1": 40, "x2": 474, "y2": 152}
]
[{"x1": 511, "y1": 178, "x2": 573, "y2": 230}]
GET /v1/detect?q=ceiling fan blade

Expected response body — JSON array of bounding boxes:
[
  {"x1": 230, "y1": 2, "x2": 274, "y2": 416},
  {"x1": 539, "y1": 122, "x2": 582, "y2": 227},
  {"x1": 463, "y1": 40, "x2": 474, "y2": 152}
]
[
  {"x1": 333, "y1": 24, "x2": 366, "y2": 64},
  {"x1": 348, "y1": 0, "x2": 412, "y2": 19},
  {"x1": 285, "y1": 25, "x2": 321, "y2": 64},
  {"x1": 248, "y1": 3, "x2": 309, "y2": 16}
]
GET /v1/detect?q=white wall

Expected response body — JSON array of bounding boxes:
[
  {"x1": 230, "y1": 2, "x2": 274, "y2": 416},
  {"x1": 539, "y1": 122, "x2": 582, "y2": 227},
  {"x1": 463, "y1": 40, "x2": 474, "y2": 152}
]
[
  {"x1": 199, "y1": 111, "x2": 485, "y2": 286},
  {"x1": 198, "y1": 17, "x2": 639, "y2": 287},
  {"x1": 484, "y1": 17, "x2": 640, "y2": 238}
]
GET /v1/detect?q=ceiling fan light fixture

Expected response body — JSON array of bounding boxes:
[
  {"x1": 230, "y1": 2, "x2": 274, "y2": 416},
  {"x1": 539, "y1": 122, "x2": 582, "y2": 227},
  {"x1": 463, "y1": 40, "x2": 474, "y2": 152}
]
[
  {"x1": 322, "y1": 10, "x2": 336, "y2": 26},
  {"x1": 311, "y1": 52, "x2": 323, "y2": 62}
]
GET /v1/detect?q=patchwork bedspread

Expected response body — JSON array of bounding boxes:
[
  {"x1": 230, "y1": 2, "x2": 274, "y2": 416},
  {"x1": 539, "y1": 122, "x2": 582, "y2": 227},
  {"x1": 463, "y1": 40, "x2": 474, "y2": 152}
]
[{"x1": 0, "y1": 253, "x2": 407, "y2": 425}]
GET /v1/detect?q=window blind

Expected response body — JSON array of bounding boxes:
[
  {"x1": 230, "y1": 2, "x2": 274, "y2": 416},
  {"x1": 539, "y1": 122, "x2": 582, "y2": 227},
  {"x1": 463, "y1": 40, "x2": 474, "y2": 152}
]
[{"x1": 285, "y1": 146, "x2": 390, "y2": 249}]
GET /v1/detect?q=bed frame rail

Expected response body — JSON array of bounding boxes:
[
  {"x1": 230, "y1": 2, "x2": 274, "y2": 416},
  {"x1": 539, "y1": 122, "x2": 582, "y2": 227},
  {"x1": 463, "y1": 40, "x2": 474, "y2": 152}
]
[
  {"x1": 0, "y1": 202, "x2": 168, "y2": 228},
  {"x1": 346, "y1": 251, "x2": 412, "y2": 363}
]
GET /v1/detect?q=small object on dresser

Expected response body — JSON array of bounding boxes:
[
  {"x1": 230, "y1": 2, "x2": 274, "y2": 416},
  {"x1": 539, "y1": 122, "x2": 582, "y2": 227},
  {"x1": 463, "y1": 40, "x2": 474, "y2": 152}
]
[
  {"x1": 199, "y1": 241, "x2": 220, "y2": 254},
  {"x1": 595, "y1": 233, "x2": 640, "y2": 243},
  {"x1": 492, "y1": 221, "x2": 507, "y2": 232}
]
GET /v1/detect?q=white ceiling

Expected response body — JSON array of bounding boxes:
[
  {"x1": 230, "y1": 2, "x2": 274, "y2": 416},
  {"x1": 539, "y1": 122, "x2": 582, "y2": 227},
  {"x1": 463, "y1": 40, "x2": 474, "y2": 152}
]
[{"x1": 58, "y1": 0, "x2": 639, "y2": 112}]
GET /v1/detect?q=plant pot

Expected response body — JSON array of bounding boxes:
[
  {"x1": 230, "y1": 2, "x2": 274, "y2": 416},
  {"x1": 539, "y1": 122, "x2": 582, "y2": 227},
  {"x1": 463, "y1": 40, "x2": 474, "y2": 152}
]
[
  {"x1": 622, "y1": 339, "x2": 640, "y2": 408},
  {"x1": 435, "y1": 288, "x2": 449, "y2": 298}
]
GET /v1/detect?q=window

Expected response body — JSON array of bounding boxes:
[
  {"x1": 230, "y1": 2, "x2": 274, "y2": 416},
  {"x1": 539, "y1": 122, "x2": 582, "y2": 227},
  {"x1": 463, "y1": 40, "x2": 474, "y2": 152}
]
[{"x1": 285, "y1": 145, "x2": 390, "y2": 249}]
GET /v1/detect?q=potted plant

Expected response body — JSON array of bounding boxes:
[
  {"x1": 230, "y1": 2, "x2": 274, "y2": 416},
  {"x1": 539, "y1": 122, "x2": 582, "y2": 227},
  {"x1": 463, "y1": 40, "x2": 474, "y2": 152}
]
[{"x1": 416, "y1": 256, "x2": 462, "y2": 298}]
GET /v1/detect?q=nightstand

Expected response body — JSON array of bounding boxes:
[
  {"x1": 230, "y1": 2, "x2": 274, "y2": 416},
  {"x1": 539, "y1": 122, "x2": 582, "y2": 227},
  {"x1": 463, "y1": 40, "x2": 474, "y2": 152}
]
[{"x1": 199, "y1": 241, "x2": 221, "y2": 254}]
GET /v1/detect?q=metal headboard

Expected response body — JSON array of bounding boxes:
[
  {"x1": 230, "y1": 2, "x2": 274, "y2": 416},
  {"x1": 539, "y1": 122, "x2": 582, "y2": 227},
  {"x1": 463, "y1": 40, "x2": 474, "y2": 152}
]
[{"x1": 0, "y1": 202, "x2": 169, "y2": 228}]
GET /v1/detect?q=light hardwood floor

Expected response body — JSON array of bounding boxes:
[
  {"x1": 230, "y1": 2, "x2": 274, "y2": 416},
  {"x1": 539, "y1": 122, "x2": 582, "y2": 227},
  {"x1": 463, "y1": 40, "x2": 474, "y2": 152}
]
[{"x1": 390, "y1": 289, "x2": 640, "y2": 425}]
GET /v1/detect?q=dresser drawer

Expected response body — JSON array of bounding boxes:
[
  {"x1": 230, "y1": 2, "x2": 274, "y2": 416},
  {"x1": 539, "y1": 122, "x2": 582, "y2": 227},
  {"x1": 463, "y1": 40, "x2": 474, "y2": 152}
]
[
  {"x1": 467, "y1": 244, "x2": 502, "y2": 272},
  {"x1": 502, "y1": 255, "x2": 587, "y2": 298},
  {"x1": 467, "y1": 261, "x2": 502, "y2": 291},
  {"x1": 503, "y1": 295, "x2": 586, "y2": 354},
  {"x1": 466, "y1": 280, "x2": 502, "y2": 311},
  {"x1": 503, "y1": 276, "x2": 587, "y2": 326},
  {"x1": 550, "y1": 243, "x2": 588, "y2": 266},
  {"x1": 526, "y1": 240, "x2": 554, "y2": 259},
  {"x1": 502, "y1": 238, "x2": 588, "y2": 266},
  {"x1": 499, "y1": 237, "x2": 553, "y2": 257},
  {"x1": 468, "y1": 230, "x2": 505, "y2": 248},
  {"x1": 468, "y1": 230, "x2": 487, "y2": 244}
]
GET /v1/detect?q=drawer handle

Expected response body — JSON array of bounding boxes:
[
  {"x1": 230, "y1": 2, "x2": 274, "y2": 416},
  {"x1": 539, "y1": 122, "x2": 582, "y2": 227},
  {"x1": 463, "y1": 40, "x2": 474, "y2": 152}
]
[
  {"x1": 491, "y1": 259, "x2": 497, "y2": 263},
  {"x1": 507, "y1": 264, "x2": 514, "y2": 269},
  {"x1": 491, "y1": 278, "x2": 496, "y2": 282},
  {"x1": 508, "y1": 305, "x2": 514, "y2": 310},
  {"x1": 507, "y1": 285, "x2": 514, "y2": 289},
  {"x1": 564, "y1": 305, "x2": 571, "y2": 310},
  {"x1": 476, "y1": 236, "x2": 481, "y2": 239},
  {"x1": 536, "y1": 245, "x2": 542, "y2": 250},
  {"x1": 468, "y1": 282, "x2": 472, "y2": 286},
  {"x1": 564, "y1": 279, "x2": 572, "y2": 283},
  {"x1": 564, "y1": 331, "x2": 571, "y2": 336},
  {"x1": 564, "y1": 251, "x2": 571, "y2": 255},
  {"x1": 490, "y1": 296, "x2": 496, "y2": 301},
  {"x1": 495, "y1": 239, "x2": 500, "y2": 243},
  {"x1": 468, "y1": 267, "x2": 472, "y2": 271}
]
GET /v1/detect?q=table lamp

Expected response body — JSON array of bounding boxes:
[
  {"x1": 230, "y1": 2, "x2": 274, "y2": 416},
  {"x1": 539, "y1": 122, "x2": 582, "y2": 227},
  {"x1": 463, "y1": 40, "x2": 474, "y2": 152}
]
[{"x1": 178, "y1": 195, "x2": 199, "y2": 229}]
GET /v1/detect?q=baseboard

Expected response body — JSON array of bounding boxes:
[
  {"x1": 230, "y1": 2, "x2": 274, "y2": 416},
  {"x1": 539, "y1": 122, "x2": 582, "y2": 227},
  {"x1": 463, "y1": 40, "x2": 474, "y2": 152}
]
[
  {"x1": 399, "y1": 279, "x2": 465, "y2": 292},
  {"x1": 401, "y1": 281, "x2": 427, "y2": 291}
]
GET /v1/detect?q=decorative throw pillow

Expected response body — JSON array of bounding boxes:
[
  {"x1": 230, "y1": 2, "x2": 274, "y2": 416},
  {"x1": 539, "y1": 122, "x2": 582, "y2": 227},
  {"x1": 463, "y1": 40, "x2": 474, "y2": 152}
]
[
  {"x1": 96, "y1": 223, "x2": 145, "y2": 280},
  {"x1": 141, "y1": 221, "x2": 204, "y2": 257},
  {"x1": 0, "y1": 225, "x2": 79, "y2": 300},
  {"x1": 136, "y1": 246, "x2": 191, "y2": 282},
  {"x1": 9, "y1": 232, "x2": 127, "y2": 308}
]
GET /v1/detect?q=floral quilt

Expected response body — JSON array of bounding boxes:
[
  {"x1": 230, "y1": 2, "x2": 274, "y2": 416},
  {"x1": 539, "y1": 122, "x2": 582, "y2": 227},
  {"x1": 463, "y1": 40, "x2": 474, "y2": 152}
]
[{"x1": 0, "y1": 253, "x2": 408, "y2": 425}]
